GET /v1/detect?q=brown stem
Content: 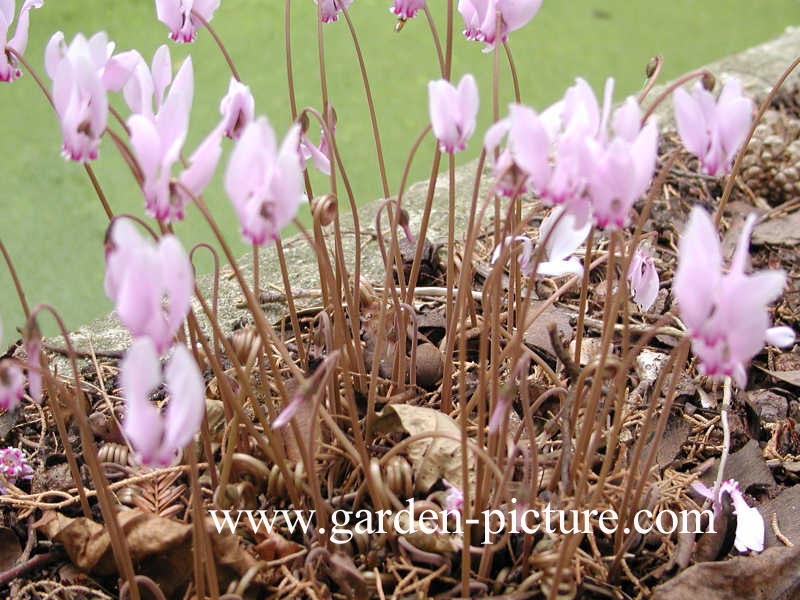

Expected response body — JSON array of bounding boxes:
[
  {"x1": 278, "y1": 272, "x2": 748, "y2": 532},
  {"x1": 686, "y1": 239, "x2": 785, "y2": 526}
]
[
  {"x1": 191, "y1": 9, "x2": 241, "y2": 81},
  {"x1": 340, "y1": 6, "x2": 390, "y2": 199}
]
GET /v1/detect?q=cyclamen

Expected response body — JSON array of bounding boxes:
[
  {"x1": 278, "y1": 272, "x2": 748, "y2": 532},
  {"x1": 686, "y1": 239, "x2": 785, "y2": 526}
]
[
  {"x1": 104, "y1": 220, "x2": 194, "y2": 354},
  {"x1": 0, "y1": 446, "x2": 34, "y2": 493},
  {"x1": 673, "y1": 207, "x2": 794, "y2": 387},
  {"x1": 121, "y1": 339, "x2": 205, "y2": 466},
  {"x1": 458, "y1": 0, "x2": 542, "y2": 50},
  {"x1": 428, "y1": 74, "x2": 479, "y2": 154},
  {"x1": 155, "y1": 0, "x2": 220, "y2": 43},
  {"x1": 0, "y1": 0, "x2": 43, "y2": 82},
  {"x1": 674, "y1": 78, "x2": 752, "y2": 176}
]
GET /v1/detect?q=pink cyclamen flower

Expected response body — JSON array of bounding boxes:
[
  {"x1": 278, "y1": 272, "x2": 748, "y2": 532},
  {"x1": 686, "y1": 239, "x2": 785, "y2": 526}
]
[
  {"x1": 24, "y1": 331, "x2": 41, "y2": 403},
  {"x1": 121, "y1": 339, "x2": 204, "y2": 466},
  {"x1": 0, "y1": 360, "x2": 24, "y2": 411},
  {"x1": 225, "y1": 117, "x2": 304, "y2": 246},
  {"x1": 458, "y1": 0, "x2": 542, "y2": 50},
  {"x1": 673, "y1": 207, "x2": 795, "y2": 387},
  {"x1": 490, "y1": 207, "x2": 590, "y2": 279},
  {"x1": 428, "y1": 74, "x2": 478, "y2": 153},
  {"x1": 123, "y1": 45, "x2": 172, "y2": 120},
  {"x1": 155, "y1": 0, "x2": 220, "y2": 43},
  {"x1": 442, "y1": 479, "x2": 464, "y2": 516},
  {"x1": 391, "y1": 0, "x2": 425, "y2": 20},
  {"x1": 104, "y1": 220, "x2": 194, "y2": 354},
  {"x1": 674, "y1": 78, "x2": 753, "y2": 176},
  {"x1": 300, "y1": 125, "x2": 331, "y2": 176},
  {"x1": 0, "y1": 0, "x2": 42, "y2": 82},
  {"x1": 127, "y1": 56, "x2": 223, "y2": 222},
  {"x1": 628, "y1": 242, "x2": 659, "y2": 312},
  {"x1": 315, "y1": 0, "x2": 354, "y2": 22},
  {"x1": 44, "y1": 32, "x2": 110, "y2": 162},
  {"x1": 0, "y1": 447, "x2": 34, "y2": 493},
  {"x1": 484, "y1": 103, "x2": 551, "y2": 197},
  {"x1": 692, "y1": 479, "x2": 764, "y2": 553},
  {"x1": 582, "y1": 80, "x2": 658, "y2": 230},
  {"x1": 219, "y1": 77, "x2": 255, "y2": 140}
]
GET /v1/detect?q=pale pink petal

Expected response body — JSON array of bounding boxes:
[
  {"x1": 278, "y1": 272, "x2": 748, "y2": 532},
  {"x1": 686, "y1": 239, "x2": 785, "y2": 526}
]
[
  {"x1": 673, "y1": 207, "x2": 722, "y2": 332},
  {"x1": 765, "y1": 326, "x2": 795, "y2": 348},
  {"x1": 158, "y1": 235, "x2": 194, "y2": 353},
  {"x1": 7, "y1": 0, "x2": 43, "y2": 55},
  {"x1": 121, "y1": 338, "x2": 165, "y2": 465},
  {"x1": 178, "y1": 125, "x2": 223, "y2": 198},
  {"x1": 497, "y1": 0, "x2": 542, "y2": 34},
  {"x1": 155, "y1": 0, "x2": 182, "y2": 34},
  {"x1": 161, "y1": 345, "x2": 205, "y2": 463},
  {"x1": 673, "y1": 87, "x2": 708, "y2": 158},
  {"x1": 151, "y1": 45, "x2": 172, "y2": 109},
  {"x1": 44, "y1": 31, "x2": 66, "y2": 79}
]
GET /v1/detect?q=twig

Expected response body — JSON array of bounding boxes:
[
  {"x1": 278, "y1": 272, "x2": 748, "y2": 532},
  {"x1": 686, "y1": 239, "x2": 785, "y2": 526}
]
[
  {"x1": 771, "y1": 512, "x2": 795, "y2": 547},
  {"x1": 0, "y1": 551, "x2": 61, "y2": 588}
]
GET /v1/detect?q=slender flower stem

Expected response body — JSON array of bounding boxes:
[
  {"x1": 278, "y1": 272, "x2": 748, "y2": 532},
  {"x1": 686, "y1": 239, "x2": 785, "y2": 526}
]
[
  {"x1": 404, "y1": 145, "x2": 442, "y2": 302},
  {"x1": 445, "y1": 0, "x2": 454, "y2": 80},
  {"x1": 712, "y1": 377, "x2": 733, "y2": 500},
  {"x1": 31, "y1": 305, "x2": 141, "y2": 600},
  {"x1": 340, "y1": 6, "x2": 390, "y2": 199},
  {"x1": 637, "y1": 54, "x2": 663, "y2": 104},
  {"x1": 572, "y1": 228, "x2": 594, "y2": 365},
  {"x1": 189, "y1": 192, "x2": 304, "y2": 380},
  {"x1": 640, "y1": 67, "x2": 713, "y2": 124},
  {"x1": 274, "y1": 239, "x2": 308, "y2": 366},
  {"x1": 502, "y1": 42, "x2": 521, "y2": 103},
  {"x1": 0, "y1": 240, "x2": 31, "y2": 318},
  {"x1": 284, "y1": 0, "x2": 299, "y2": 119},
  {"x1": 191, "y1": 9, "x2": 241, "y2": 81},
  {"x1": 715, "y1": 56, "x2": 800, "y2": 227},
  {"x1": 83, "y1": 164, "x2": 113, "y2": 220},
  {"x1": 7, "y1": 48, "x2": 114, "y2": 219},
  {"x1": 423, "y1": 6, "x2": 446, "y2": 77},
  {"x1": 440, "y1": 154, "x2": 457, "y2": 414}
]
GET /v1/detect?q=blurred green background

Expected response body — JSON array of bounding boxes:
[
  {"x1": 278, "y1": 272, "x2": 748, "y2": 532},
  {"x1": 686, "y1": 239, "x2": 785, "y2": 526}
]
[{"x1": 0, "y1": 0, "x2": 798, "y2": 336}]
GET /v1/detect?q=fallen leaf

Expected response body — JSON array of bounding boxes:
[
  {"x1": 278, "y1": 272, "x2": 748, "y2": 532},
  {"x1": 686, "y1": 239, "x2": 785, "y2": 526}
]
[
  {"x1": 762, "y1": 369, "x2": 800, "y2": 387},
  {"x1": 700, "y1": 439, "x2": 774, "y2": 493},
  {"x1": 759, "y1": 485, "x2": 800, "y2": 549},
  {"x1": 375, "y1": 404, "x2": 473, "y2": 493},
  {"x1": 253, "y1": 530, "x2": 305, "y2": 562},
  {"x1": 34, "y1": 509, "x2": 191, "y2": 576},
  {"x1": 752, "y1": 210, "x2": 800, "y2": 246},
  {"x1": 652, "y1": 546, "x2": 800, "y2": 600},
  {"x1": 523, "y1": 301, "x2": 573, "y2": 357},
  {"x1": 0, "y1": 527, "x2": 21, "y2": 571}
]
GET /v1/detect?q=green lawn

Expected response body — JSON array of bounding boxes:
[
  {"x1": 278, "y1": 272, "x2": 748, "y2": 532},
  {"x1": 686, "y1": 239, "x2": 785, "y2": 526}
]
[{"x1": 1, "y1": 0, "x2": 798, "y2": 336}]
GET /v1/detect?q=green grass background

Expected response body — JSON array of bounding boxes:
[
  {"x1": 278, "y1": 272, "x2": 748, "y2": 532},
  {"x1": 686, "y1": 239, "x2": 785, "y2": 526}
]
[{"x1": 1, "y1": 1, "x2": 798, "y2": 336}]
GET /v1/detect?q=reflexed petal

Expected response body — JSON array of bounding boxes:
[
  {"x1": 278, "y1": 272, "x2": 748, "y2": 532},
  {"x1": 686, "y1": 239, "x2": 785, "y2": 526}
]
[
  {"x1": 121, "y1": 338, "x2": 165, "y2": 465},
  {"x1": 7, "y1": 0, "x2": 43, "y2": 55},
  {"x1": 44, "y1": 31, "x2": 66, "y2": 79},
  {"x1": 673, "y1": 87, "x2": 707, "y2": 158},
  {"x1": 497, "y1": 0, "x2": 542, "y2": 34},
  {"x1": 161, "y1": 345, "x2": 205, "y2": 460},
  {"x1": 428, "y1": 79, "x2": 459, "y2": 151},
  {"x1": 766, "y1": 326, "x2": 795, "y2": 348},
  {"x1": 158, "y1": 235, "x2": 194, "y2": 352},
  {"x1": 178, "y1": 125, "x2": 223, "y2": 198},
  {"x1": 673, "y1": 207, "x2": 721, "y2": 330}
]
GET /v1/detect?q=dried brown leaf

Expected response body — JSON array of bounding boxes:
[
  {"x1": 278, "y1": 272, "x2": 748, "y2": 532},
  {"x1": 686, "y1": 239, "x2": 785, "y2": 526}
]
[
  {"x1": 652, "y1": 546, "x2": 800, "y2": 600},
  {"x1": 0, "y1": 527, "x2": 21, "y2": 571},
  {"x1": 523, "y1": 301, "x2": 573, "y2": 357},
  {"x1": 753, "y1": 210, "x2": 800, "y2": 246},
  {"x1": 34, "y1": 508, "x2": 191, "y2": 575},
  {"x1": 375, "y1": 404, "x2": 473, "y2": 493}
]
